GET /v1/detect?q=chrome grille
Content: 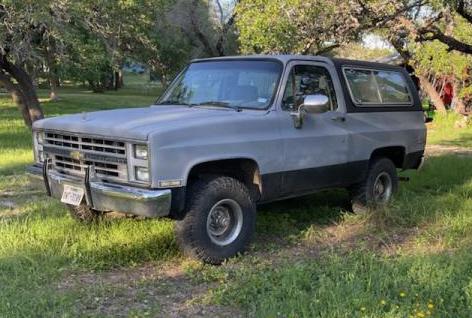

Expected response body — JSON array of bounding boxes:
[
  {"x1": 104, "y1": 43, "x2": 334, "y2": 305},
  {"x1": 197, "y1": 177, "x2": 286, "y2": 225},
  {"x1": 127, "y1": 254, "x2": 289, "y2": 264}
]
[
  {"x1": 43, "y1": 132, "x2": 128, "y2": 181},
  {"x1": 44, "y1": 132, "x2": 126, "y2": 156}
]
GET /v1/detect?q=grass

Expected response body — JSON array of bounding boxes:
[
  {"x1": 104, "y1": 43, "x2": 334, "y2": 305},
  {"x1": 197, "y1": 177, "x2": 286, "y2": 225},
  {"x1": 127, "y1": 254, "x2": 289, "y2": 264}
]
[
  {"x1": 196, "y1": 155, "x2": 472, "y2": 317},
  {"x1": 0, "y1": 77, "x2": 471, "y2": 317},
  {"x1": 427, "y1": 112, "x2": 472, "y2": 147}
]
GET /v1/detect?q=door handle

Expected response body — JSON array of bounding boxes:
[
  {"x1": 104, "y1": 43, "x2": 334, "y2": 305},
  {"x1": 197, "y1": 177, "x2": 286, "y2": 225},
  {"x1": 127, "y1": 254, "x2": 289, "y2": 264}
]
[{"x1": 331, "y1": 116, "x2": 346, "y2": 122}]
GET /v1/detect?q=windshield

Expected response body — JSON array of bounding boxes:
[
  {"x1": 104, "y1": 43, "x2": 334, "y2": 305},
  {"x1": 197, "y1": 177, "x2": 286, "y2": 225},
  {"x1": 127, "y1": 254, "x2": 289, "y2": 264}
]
[{"x1": 158, "y1": 60, "x2": 282, "y2": 110}]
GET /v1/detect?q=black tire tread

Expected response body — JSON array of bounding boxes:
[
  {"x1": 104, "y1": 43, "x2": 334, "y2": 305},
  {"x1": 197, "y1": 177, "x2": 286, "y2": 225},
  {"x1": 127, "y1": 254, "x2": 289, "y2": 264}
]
[
  {"x1": 175, "y1": 176, "x2": 255, "y2": 264},
  {"x1": 349, "y1": 157, "x2": 398, "y2": 213}
]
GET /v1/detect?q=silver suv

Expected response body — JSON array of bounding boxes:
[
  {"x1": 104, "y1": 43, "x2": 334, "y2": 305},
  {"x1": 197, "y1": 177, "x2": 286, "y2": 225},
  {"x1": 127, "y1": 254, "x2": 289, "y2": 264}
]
[{"x1": 28, "y1": 55, "x2": 426, "y2": 264}]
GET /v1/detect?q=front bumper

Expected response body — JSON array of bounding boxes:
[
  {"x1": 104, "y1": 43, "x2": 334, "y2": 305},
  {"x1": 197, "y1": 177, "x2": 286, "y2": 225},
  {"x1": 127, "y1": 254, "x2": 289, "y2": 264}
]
[{"x1": 26, "y1": 164, "x2": 171, "y2": 218}]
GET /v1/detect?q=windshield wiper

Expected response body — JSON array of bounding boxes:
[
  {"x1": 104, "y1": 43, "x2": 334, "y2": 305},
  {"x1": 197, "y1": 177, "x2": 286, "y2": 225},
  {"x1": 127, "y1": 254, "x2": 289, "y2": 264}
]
[
  {"x1": 157, "y1": 100, "x2": 192, "y2": 106},
  {"x1": 195, "y1": 101, "x2": 242, "y2": 112}
]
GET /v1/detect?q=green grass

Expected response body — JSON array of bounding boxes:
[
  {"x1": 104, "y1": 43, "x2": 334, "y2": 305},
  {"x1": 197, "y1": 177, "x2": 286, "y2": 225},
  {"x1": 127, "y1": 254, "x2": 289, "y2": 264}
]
[
  {"x1": 1, "y1": 81, "x2": 471, "y2": 317},
  {"x1": 195, "y1": 155, "x2": 472, "y2": 317},
  {"x1": 0, "y1": 78, "x2": 169, "y2": 316},
  {"x1": 427, "y1": 112, "x2": 472, "y2": 147}
]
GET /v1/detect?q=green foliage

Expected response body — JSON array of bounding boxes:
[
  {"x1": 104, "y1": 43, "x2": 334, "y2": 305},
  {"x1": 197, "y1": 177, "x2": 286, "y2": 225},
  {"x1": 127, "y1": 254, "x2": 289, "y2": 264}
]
[
  {"x1": 410, "y1": 14, "x2": 472, "y2": 101},
  {"x1": 236, "y1": 0, "x2": 349, "y2": 54},
  {"x1": 235, "y1": 0, "x2": 407, "y2": 55},
  {"x1": 332, "y1": 42, "x2": 394, "y2": 60},
  {"x1": 62, "y1": 34, "x2": 113, "y2": 91}
]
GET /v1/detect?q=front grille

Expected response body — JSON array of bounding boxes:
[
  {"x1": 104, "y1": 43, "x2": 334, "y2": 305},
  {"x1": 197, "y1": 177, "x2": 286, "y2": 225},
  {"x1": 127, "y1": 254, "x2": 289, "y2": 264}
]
[
  {"x1": 43, "y1": 132, "x2": 128, "y2": 181},
  {"x1": 44, "y1": 132, "x2": 126, "y2": 156}
]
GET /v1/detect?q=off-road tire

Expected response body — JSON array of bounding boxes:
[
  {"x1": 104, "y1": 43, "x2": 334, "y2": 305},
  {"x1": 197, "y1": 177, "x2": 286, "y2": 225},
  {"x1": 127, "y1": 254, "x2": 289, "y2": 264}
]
[
  {"x1": 349, "y1": 157, "x2": 398, "y2": 213},
  {"x1": 67, "y1": 204, "x2": 104, "y2": 223},
  {"x1": 175, "y1": 176, "x2": 256, "y2": 265}
]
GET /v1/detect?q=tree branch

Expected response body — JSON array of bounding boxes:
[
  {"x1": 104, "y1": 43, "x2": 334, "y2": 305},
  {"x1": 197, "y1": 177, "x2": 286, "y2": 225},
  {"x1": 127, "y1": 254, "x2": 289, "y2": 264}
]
[
  {"x1": 314, "y1": 43, "x2": 340, "y2": 55},
  {"x1": 456, "y1": 0, "x2": 472, "y2": 24},
  {"x1": 419, "y1": 26, "x2": 472, "y2": 54},
  {"x1": 215, "y1": 0, "x2": 239, "y2": 56}
]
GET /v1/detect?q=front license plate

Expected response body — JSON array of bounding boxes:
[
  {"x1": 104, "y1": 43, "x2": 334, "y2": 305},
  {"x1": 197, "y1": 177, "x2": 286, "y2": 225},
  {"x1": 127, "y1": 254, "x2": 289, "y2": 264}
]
[{"x1": 61, "y1": 185, "x2": 85, "y2": 206}]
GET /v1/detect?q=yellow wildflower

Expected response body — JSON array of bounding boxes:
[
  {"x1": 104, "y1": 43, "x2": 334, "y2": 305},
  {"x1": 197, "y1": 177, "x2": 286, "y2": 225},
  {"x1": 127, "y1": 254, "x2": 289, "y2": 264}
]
[
  {"x1": 380, "y1": 300, "x2": 386, "y2": 305},
  {"x1": 417, "y1": 312, "x2": 425, "y2": 318},
  {"x1": 400, "y1": 292, "x2": 406, "y2": 297},
  {"x1": 360, "y1": 307, "x2": 366, "y2": 312},
  {"x1": 427, "y1": 303, "x2": 434, "y2": 309}
]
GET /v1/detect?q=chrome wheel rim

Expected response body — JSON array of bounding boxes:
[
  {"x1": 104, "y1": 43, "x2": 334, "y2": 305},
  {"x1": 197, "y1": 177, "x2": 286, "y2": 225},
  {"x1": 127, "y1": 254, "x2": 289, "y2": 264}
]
[
  {"x1": 206, "y1": 199, "x2": 243, "y2": 246},
  {"x1": 373, "y1": 172, "x2": 392, "y2": 203}
]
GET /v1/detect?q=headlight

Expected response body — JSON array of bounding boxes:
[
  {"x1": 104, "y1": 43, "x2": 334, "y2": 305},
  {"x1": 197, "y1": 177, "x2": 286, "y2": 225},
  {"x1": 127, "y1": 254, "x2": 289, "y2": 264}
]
[
  {"x1": 36, "y1": 131, "x2": 44, "y2": 144},
  {"x1": 134, "y1": 144, "x2": 148, "y2": 160},
  {"x1": 135, "y1": 167, "x2": 150, "y2": 182},
  {"x1": 33, "y1": 131, "x2": 45, "y2": 163}
]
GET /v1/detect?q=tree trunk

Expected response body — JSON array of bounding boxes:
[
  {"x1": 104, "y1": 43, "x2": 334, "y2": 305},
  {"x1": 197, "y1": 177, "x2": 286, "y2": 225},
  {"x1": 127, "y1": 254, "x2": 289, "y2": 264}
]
[
  {"x1": 49, "y1": 76, "x2": 60, "y2": 101},
  {"x1": 452, "y1": 80, "x2": 467, "y2": 115},
  {"x1": 0, "y1": 55, "x2": 44, "y2": 128},
  {"x1": 418, "y1": 75, "x2": 447, "y2": 114},
  {"x1": 114, "y1": 70, "x2": 123, "y2": 90},
  {"x1": 11, "y1": 90, "x2": 32, "y2": 127},
  {"x1": 160, "y1": 70, "x2": 168, "y2": 88},
  {"x1": 0, "y1": 73, "x2": 35, "y2": 127}
]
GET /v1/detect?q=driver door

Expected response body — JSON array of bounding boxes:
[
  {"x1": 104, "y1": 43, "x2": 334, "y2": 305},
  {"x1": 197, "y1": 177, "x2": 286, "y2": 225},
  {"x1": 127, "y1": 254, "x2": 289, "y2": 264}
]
[{"x1": 278, "y1": 61, "x2": 349, "y2": 195}]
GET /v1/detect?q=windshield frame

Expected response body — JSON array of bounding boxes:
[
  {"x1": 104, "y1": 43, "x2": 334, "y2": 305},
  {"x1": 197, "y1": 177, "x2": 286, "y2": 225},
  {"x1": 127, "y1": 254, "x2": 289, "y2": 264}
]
[{"x1": 155, "y1": 58, "x2": 284, "y2": 111}]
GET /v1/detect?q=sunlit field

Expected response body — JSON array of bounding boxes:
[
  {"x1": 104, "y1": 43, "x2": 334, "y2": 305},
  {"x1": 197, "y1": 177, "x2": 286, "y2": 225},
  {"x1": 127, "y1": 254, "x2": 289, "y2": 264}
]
[{"x1": 1, "y1": 77, "x2": 471, "y2": 316}]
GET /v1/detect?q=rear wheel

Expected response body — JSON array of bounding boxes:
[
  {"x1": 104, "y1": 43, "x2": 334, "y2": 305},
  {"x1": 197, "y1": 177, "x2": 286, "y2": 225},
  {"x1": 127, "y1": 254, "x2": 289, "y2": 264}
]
[
  {"x1": 175, "y1": 176, "x2": 256, "y2": 264},
  {"x1": 67, "y1": 204, "x2": 104, "y2": 223},
  {"x1": 349, "y1": 157, "x2": 398, "y2": 213}
]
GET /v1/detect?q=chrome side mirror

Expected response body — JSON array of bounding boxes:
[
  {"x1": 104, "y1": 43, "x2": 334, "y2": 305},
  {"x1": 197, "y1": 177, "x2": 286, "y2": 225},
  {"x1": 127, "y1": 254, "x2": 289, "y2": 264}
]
[{"x1": 290, "y1": 94, "x2": 329, "y2": 129}]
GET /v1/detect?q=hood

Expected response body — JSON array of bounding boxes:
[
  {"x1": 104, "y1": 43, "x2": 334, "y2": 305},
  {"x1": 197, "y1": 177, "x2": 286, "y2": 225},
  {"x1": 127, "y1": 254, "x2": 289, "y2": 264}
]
[{"x1": 33, "y1": 105, "x2": 247, "y2": 140}]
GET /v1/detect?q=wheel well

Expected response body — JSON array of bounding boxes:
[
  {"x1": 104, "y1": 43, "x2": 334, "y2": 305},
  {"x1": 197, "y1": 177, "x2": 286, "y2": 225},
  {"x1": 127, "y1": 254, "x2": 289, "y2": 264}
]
[
  {"x1": 187, "y1": 159, "x2": 262, "y2": 201},
  {"x1": 370, "y1": 146, "x2": 406, "y2": 168}
]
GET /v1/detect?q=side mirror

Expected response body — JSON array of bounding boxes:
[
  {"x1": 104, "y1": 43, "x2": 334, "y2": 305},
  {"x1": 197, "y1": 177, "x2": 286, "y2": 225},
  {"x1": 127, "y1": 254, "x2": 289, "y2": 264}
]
[
  {"x1": 290, "y1": 94, "x2": 329, "y2": 129},
  {"x1": 303, "y1": 94, "x2": 330, "y2": 114}
]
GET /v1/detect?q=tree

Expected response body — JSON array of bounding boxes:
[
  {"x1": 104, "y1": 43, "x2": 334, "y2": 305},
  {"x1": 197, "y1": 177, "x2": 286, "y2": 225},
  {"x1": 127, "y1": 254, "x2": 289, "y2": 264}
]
[
  {"x1": 0, "y1": 1, "x2": 68, "y2": 127},
  {"x1": 167, "y1": 0, "x2": 239, "y2": 58},
  {"x1": 415, "y1": 0, "x2": 472, "y2": 54},
  {"x1": 0, "y1": 0, "x2": 178, "y2": 126},
  {"x1": 235, "y1": 0, "x2": 424, "y2": 55},
  {"x1": 386, "y1": 1, "x2": 472, "y2": 114},
  {"x1": 69, "y1": 0, "x2": 163, "y2": 90}
]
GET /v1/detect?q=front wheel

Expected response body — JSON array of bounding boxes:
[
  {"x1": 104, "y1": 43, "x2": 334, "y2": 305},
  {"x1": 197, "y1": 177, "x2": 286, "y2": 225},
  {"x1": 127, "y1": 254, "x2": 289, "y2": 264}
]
[
  {"x1": 349, "y1": 157, "x2": 398, "y2": 213},
  {"x1": 67, "y1": 204, "x2": 104, "y2": 223},
  {"x1": 175, "y1": 176, "x2": 256, "y2": 264}
]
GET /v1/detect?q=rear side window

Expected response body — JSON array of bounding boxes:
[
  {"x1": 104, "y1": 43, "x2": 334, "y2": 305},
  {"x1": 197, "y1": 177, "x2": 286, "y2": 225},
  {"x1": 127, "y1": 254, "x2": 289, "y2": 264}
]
[{"x1": 343, "y1": 68, "x2": 412, "y2": 106}]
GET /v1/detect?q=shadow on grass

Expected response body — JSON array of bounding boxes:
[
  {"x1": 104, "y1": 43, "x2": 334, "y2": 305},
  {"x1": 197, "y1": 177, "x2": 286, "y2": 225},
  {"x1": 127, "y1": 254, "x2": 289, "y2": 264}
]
[
  {"x1": 0, "y1": 160, "x2": 33, "y2": 177},
  {"x1": 252, "y1": 154, "x2": 472, "y2": 252},
  {"x1": 435, "y1": 132, "x2": 472, "y2": 148}
]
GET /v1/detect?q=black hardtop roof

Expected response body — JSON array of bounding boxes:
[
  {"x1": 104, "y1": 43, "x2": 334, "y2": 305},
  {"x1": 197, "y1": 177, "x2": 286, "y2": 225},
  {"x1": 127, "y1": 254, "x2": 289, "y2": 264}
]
[{"x1": 191, "y1": 54, "x2": 404, "y2": 70}]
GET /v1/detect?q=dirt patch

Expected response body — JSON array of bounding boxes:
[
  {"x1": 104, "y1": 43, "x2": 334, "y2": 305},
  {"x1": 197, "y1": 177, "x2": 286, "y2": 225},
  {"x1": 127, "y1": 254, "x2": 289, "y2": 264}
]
[
  {"x1": 58, "y1": 262, "x2": 242, "y2": 317},
  {"x1": 425, "y1": 145, "x2": 472, "y2": 157}
]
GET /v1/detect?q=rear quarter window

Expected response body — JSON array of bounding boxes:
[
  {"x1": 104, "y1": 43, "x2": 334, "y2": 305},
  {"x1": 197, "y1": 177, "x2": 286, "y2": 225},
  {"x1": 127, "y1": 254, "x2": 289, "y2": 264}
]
[{"x1": 343, "y1": 67, "x2": 412, "y2": 106}]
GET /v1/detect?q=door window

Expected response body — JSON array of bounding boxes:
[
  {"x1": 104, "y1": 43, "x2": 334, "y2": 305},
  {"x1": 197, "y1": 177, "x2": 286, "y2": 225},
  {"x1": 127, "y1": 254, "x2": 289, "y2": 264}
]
[
  {"x1": 282, "y1": 65, "x2": 337, "y2": 112},
  {"x1": 282, "y1": 65, "x2": 337, "y2": 111}
]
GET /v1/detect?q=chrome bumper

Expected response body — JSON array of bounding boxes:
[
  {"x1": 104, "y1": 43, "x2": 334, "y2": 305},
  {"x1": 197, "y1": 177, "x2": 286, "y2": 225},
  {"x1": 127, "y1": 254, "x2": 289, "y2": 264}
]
[{"x1": 26, "y1": 164, "x2": 171, "y2": 218}]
